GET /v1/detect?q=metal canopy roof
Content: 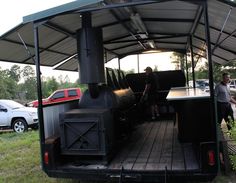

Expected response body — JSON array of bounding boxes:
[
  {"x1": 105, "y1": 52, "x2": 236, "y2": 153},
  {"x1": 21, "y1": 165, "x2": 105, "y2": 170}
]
[{"x1": 0, "y1": 0, "x2": 236, "y2": 71}]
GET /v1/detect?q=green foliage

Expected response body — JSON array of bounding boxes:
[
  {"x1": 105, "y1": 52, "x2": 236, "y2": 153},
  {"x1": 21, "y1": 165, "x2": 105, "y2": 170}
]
[
  {"x1": 228, "y1": 120, "x2": 236, "y2": 171},
  {"x1": 125, "y1": 69, "x2": 135, "y2": 74},
  {"x1": 185, "y1": 56, "x2": 236, "y2": 83},
  {"x1": 41, "y1": 75, "x2": 87, "y2": 98},
  {"x1": 229, "y1": 120, "x2": 236, "y2": 140},
  {"x1": 212, "y1": 63, "x2": 222, "y2": 83},
  {"x1": 15, "y1": 66, "x2": 38, "y2": 100},
  {"x1": 7, "y1": 64, "x2": 21, "y2": 82},
  {"x1": 42, "y1": 77, "x2": 59, "y2": 98},
  {"x1": 0, "y1": 68, "x2": 18, "y2": 99},
  {"x1": 153, "y1": 65, "x2": 158, "y2": 71},
  {"x1": 230, "y1": 155, "x2": 236, "y2": 171},
  {"x1": 77, "y1": 84, "x2": 87, "y2": 93},
  {"x1": 0, "y1": 131, "x2": 77, "y2": 182},
  {"x1": 23, "y1": 78, "x2": 37, "y2": 100},
  {"x1": 22, "y1": 65, "x2": 35, "y2": 80},
  {"x1": 0, "y1": 65, "x2": 85, "y2": 100},
  {"x1": 171, "y1": 52, "x2": 185, "y2": 70}
]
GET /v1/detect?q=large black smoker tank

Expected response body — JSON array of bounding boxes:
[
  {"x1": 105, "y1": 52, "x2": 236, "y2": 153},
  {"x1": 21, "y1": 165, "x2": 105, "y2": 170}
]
[{"x1": 59, "y1": 23, "x2": 135, "y2": 162}]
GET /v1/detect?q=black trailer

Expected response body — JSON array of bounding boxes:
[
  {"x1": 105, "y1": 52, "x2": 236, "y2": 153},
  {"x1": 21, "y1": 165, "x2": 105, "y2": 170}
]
[{"x1": 1, "y1": 0, "x2": 236, "y2": 182}]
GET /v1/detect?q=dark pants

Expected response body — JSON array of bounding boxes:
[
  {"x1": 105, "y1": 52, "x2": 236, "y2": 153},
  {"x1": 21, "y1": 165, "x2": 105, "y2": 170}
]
[
  {"x1": 147, "y1": 93, "x2": 158, "y2": 106},
  {"x1": 217, "y1": 102, "x2": 234, "y2": 130}
]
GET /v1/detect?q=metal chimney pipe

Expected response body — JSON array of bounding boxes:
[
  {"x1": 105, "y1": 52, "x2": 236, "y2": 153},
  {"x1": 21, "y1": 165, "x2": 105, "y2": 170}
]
[{"x1": 77, "y1": 12, "x2": 105, "y2": 98}]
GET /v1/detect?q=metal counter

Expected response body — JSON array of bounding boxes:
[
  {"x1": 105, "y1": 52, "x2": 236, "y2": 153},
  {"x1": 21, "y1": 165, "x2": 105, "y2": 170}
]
[
  {"x1": 167, "y1": 87, "x2": 210, "y2": 101},
  {"x1": 167, "y1": 87, "x2": 214, "y2": 143}
]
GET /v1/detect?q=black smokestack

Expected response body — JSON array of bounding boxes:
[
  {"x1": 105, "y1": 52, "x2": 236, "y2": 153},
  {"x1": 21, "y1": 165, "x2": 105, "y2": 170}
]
[{"x1": 77, "y1": 12, "x2": 105, "y2": 98}]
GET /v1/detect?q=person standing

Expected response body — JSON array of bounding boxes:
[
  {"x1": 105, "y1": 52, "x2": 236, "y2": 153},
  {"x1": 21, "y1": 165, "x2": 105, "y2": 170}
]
[
  {"x1": 215, "y1": 73, "x2": 236, "y2": 130},
  {"x1": 143, "y1": 66, "x2": 159, "y2": 120}
]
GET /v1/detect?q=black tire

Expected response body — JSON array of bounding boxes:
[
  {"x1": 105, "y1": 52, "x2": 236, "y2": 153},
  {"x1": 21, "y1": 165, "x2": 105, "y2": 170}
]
[
  {"x1": 31, "y1": 125, "x2": 38, "y2": 130},
  {"x1": 12, "y1": 118, "x2": 28, "y2": 133}
]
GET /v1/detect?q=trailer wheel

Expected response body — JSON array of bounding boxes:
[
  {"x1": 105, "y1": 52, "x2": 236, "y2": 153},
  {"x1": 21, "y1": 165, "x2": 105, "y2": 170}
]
[{"x1": 13, "y1": 119, "x2": 28, "y2": 133}]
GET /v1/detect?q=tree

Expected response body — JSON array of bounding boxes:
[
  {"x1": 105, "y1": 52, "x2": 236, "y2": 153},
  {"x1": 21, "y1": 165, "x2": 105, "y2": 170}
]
[
  {"x1": 0, "y1": 64, "x2": 89, "y2": 100},
  {"x1": 7, "y1": 65, "x2": 21, "y2": 83},
  {"x1": 21, "y1": 78, "x2": 37, "y2": 100},
  {"x1": 0, "y1": 68, "x2": 17, "y2": 99},
  {"x1": 153, "y1": 65, "x2": 158, "y2": 71},
  {"x1": 171, "y1": 52, "x2": 185, "y2": 70},
  {"x1": 22, "y1": 65, "x2": 35, "y2": 80},
  {"x1": 0, "y1": 69, "x2": 11, "y2": 98},
  {"x1": 212, "y1": 63, "x2": 222, "y2": 82},
  {"x1": 125, "y1": 69, "x2": 135, "y2": 74},
  {"x1": 42, "y1": 77, "x2": 59, "y2": 97},
  {"x1": 21, "y1": 66, "x2": 37, "y2": 100}
]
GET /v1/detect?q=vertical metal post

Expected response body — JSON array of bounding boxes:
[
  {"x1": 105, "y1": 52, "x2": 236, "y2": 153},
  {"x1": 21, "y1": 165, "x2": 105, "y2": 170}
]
[
  {"x1": 137, "y1": 54, "x2": 140, "y2": 73},
  {"x1": 185, "y1": 54, "x2": 189, "y2": 87},
  {"x1": 118, "y1": 58, "x2": 121, "y2": 70},
  {"x1": 34, "y1": 23, "x2": 45, "y2": 170},
  {"x1": 81, "y1": 12, "x2": 91, "y2": 28},
  {"x1": 105, "y1": 50, "x2": 108, "y2": 63},
  {"x1": 190, "y1": 36, "x2": 196, "y2": 88},
  {"x1": 203, "y1": 1, "x2": 220, "y2": 173}
]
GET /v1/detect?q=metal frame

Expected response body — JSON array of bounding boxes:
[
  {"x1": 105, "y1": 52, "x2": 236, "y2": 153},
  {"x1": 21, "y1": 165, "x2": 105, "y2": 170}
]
[
  {"x1": 190, "y1": 36, "x2": 196, "y2": 88},
  {"x1": 30, "y1": 0, "x2": 221, "y2": 177},
  {"x1": 0, "y1": 0, "x2": 235, "y2": 67},
  {"x1": 203, "y1": 1, "x2": 220, "y2": 173},
  {"x1": 194, "y1": 35, "x2": 236, "y2": 56},
  {"x1": 199, "y1": 22, "x2": 236, "y2": 40},
  {"x1": 33, "y1": 22, "x2": 45, "y2": 171},
  {"x1": 192, "y1": 45, "x2": 229, "y2": 63},
  {"x1": 217, "y1": 0, "x2": 236, "y2": 7},
  {"x1": 211, "y1": 7, "x2": 232, "y2": 53},
  {"x1": 2, "y1": 37, "x2": 71, "y2": 64}
]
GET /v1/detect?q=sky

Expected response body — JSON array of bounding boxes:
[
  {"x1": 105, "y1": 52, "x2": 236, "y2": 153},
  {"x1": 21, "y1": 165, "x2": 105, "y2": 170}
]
[
  {"x1": 0, "y1": 0, "x2": 175, "y2": 82},
  {"x1": 0, "y1": 0, "x2": 79, "y2": 82},
  {"x1": 0, "y1": 0, "x2": 74, "y2": 36}
]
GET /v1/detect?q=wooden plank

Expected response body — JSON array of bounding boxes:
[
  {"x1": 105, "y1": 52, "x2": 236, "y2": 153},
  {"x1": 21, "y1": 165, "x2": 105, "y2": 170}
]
[
  {"x1": 108, "y1": 122, "x2": 151, "y2": 169},
  {"x1": 182, "y1": 143, "x2": 199, "y2": 170},
  {"x1": 171, "y1": 127, "x2": 185, "y2": 170},
  {"x1": 157, "y1": 121, "x2": 174, "y2": 170},
  {"x1": 109, "y1": 120, "x2": 199, "y2": 172},
  {"x1": 132, "y1": 121, "x2": 161, "y2": 170},
  {"x1": 145, "y1": 120, "x2": 168, "y2": 170},
  {"x1": 121, "y1": 122, "x2": 155, "y2": 170}
]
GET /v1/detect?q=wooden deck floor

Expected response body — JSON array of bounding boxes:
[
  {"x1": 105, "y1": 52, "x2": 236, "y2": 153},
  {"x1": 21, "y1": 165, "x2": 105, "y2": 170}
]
[{"x1": 108, "y1": 120, "x2": 199, "y2": 171}]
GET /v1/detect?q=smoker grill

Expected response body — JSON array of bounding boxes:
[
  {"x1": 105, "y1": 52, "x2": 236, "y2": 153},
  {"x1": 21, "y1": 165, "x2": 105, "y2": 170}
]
[
  {"x1": 59, "y1": 86, "x2": 135, "y2": 163},
  {"x1": 58, "y1": 15, "x2": 136, "y2": 163},
  {"x1": 60, "y1": 108, "x2": 114, "y2": 156}
]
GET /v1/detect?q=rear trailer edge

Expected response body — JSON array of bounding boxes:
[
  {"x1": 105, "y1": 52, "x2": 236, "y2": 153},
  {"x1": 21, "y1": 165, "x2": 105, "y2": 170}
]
[{"x1": 45, "y1": 169, "x2": 217, "y2": 182}]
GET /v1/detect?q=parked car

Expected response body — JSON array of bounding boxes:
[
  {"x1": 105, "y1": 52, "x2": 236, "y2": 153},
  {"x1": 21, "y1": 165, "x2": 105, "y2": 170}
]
[
  {"x1": 189, "y1": 79, "x2": 212, "y2": 92},
  {"x1": 27, "y1": 88, "x2": 82, "y2": 107},
  {"x1": 230, "y1": 79, "x2": 236, "y2": 88},
  {"x1": 0, "y1": 100, "x2": 38, "y2": 133}
]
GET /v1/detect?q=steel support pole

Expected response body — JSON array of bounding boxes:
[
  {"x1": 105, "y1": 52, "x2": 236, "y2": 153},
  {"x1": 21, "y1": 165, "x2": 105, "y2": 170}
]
[
  {"x1": 137, "y1": 54, "x2": 140, "y2": 73},
  {"x1": 203, "y1": 1, "x2": 220, "y2": 173},
  {"x1": 81, "y1": 12, "x2": 91, "y2": 28},
  {"x1": 190, "y1": 36, "x2": 196, "y2": 88},
  {"x1": 185, "y1": 54, "x2": 189, "y2": 87},
  {"x1": 118, "y1": 58, "x2": 121, "y2": 70},
  {"x1": 34, "y1": 23, "x2": 45, "y2": 170}
]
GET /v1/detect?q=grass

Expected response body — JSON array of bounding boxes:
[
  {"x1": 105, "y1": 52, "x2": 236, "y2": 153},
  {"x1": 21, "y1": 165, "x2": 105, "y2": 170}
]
[
  {"x1": 229, "y1": 121, "x2": 236, "y2": 171},
  {"x1": 0, "y1": 131, "x2": 77, "y2": 183},
  {"x1": 0, "y1": 131, "x2": 235, "y2": 183}
]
